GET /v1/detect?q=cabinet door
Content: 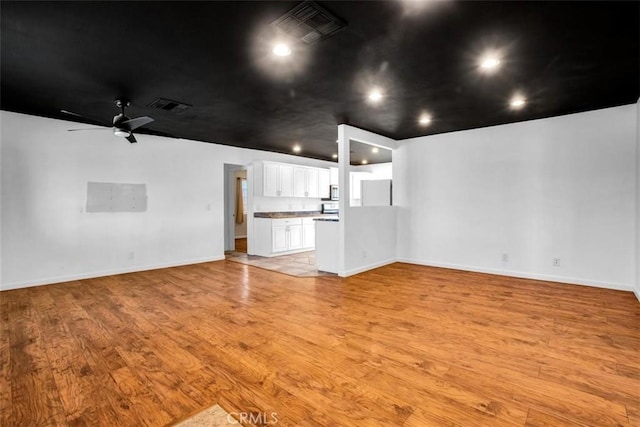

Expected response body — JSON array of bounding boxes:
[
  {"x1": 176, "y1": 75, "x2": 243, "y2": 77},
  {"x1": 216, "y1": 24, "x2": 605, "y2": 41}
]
[
  {"x1": 272, "y1": 226, "x2": 288, "y2": 252},
  {"x1": 306, "y1": 168, "x2": 319, "y2": 198},
  {"x1": 302, "y1": 223, "x2": 315, "y2": 248},
  {"x1": 318, "y1": 169, "x2": 330, "y2": 199},
  {"x1": 263, "y1": 163, "x2": 279, "y2": 197},
  {"x1": 279, "y1": 164, "x2": 294, "y2": 197},
  {"x1": 288, "y1": 224, "x2": 303, "y2": 250},
  {"x1": 293, "y1": 167, "x2": 307, "y2": 198}
]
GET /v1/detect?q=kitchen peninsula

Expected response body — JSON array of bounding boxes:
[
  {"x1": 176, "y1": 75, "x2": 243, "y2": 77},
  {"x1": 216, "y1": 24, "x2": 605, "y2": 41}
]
[{"x1": 314, "y1": 217, "x2": 339, "y2": 274}]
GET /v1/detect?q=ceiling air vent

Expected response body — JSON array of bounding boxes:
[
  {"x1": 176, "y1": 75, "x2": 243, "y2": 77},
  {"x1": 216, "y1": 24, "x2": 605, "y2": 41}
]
[
  {"x1": 147, "y1": 97, "x2": 192, "y2": 113},
  {"x1": 272, "y1": 1, "x2": 346, "y2": 45}
]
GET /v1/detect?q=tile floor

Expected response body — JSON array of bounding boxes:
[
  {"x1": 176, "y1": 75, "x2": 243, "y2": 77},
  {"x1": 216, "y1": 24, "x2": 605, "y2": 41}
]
[{"x1": 225, "y1": 249, "x2": 335, "y2": 277}]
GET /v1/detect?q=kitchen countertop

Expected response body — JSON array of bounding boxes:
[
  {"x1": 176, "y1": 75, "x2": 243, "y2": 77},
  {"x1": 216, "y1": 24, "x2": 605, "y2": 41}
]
[{"x1": 254, "y1": 211, "x2": 337, "y2": 219}]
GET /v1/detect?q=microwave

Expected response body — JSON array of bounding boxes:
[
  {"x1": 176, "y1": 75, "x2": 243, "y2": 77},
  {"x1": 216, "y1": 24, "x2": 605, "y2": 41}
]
[{"x1": 330, "y1": 185, "x2": 339, "y2": 201}]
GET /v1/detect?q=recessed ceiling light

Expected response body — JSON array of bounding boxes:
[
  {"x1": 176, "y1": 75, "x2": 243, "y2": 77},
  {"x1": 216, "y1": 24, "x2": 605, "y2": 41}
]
[
  {"x1": 480, "y1": 56, "x2": 501, "y2": 71},
  {"x1": 361, "y1": 159, "x2": 368, "y2": 165},
  {"x1": 292, "y1": 144, "x2": 301, "y2": 153},
  {"x1": 368, "y1": 89, "x2": 383, "y2": 103},
  {"x1": 372, "y1": 147, "x2": 379, "y2": 153},
  {"x1": 273, "y1": 43, "x2": 291, "y2": 57},
  {"x1": 510, "y1": 95, "x2": 526, "y2": 109},
  {"x1": 418, "y1": 113, "x2": 432, "y2": 125},
  {"x1": 478, "y1": 49, "x2": 502, "y2": 73},
  {"x1": 332, "y1": 153, "x2": 338, "y2": 159}
]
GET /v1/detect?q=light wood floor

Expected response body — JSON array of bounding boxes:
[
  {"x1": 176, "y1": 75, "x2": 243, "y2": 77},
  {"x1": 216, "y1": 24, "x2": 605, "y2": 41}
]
[{"x1": 1, "y1": 261, "x2": 638, "y2": 426}]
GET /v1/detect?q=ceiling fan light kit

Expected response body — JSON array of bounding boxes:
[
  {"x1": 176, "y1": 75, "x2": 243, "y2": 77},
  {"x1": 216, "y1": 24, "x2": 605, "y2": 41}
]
[
  {"x1": 66, "y1": 97, "x2": 154, "y2": 144},
  {"x1": 113, "y1": 129, "x2": 131, "y2": 138}
]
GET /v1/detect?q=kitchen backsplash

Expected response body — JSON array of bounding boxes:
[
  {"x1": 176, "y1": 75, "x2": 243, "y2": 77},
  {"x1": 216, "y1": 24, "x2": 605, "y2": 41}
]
[{"x1": 253, "y1": 196, "x2": 322, "y2": 213}]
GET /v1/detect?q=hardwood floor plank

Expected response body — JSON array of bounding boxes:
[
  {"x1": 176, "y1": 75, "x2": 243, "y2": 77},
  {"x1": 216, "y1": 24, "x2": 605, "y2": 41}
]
[
  {"x1": 1, "y1": 261, "x2": 638, "y2": 426},
  {"x1": 7, "y1": 288, "x2": 67, "y2": 426},
  {"x1": 443, "y1": 365, "x2": 630, "y2": 426},
  {"x1": 0, "y1": 290, "x2": 12, "y2": 427},
  {"x1": 524, "y1": 408, "x2": 592, "y2": 427}
]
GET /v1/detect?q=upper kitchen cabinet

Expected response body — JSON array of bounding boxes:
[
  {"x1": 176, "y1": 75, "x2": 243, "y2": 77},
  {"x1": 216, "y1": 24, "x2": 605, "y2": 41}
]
[
  {"x1": 258, "y1": 162, "x2": 294, "y2": 197},
  {"x1": 318, "y1": 169, "x2": 330, "y2": 199},
  {"x1": 255, "y1": 161, "x2": 330, "y2": 198},
  {"x1": 294, "y1": 166, "x2": 319, "y2": 198}
]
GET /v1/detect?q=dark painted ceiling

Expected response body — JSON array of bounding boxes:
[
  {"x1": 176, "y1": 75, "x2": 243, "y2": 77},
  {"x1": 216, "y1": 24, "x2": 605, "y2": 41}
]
[{"x1": 1, "y1": 1, "x2": 638, "y2": 164}]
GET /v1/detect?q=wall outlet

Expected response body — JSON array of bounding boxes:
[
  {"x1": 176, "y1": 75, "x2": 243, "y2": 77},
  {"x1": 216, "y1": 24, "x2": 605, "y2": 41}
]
[
  {"x1": 362, "y1": 251, "x2": 367, "y2": 259},
  {"x1": 502, "y1": 253, "x2": 509, "y2": 263},
  {"x1": 553, "y1": 258, "x2": 561, "y2": 267},
  {"x1": 128, "y1": 251, "x2": 135, "y2": 261}
]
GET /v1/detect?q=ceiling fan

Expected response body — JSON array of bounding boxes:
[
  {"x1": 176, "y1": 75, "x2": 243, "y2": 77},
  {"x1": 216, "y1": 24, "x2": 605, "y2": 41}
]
[{"x1": 67, "y1": 98, "x2": 154, "y2": 143}]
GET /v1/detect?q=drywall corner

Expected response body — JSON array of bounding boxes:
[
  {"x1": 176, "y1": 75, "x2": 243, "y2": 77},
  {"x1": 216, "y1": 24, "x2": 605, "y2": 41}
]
[{"x1": 635, "y1": 98, "x2": 640, "y2": 302}]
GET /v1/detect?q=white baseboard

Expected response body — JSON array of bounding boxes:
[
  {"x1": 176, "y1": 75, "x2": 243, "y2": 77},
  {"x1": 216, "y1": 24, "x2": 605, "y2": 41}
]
[
  {"x1": 397, "y1": 258, "x2": 634, "y2": 292},
  {"x1": 235, "y1": 235, "x2": 247, "y2": 239},
  {"x1": 0, "y1": 255, "x2": 226, "y2": 291},
  {"x1": 340, "y1": 258, "x2": 397, "y2": 277}
]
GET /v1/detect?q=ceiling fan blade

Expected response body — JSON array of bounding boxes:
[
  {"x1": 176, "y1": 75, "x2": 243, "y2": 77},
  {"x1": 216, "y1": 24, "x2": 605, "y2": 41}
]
[
  {"x1": 126, "y1": 134, "x2": 138, "y2": 143},
  {"x1": 60, "y1": 109, "x2": 84, "y2": 117},
  {"x1": 119, "y1": 116, "x2": 154, "y2": 132},
  {"x1": 61, "y1": 109, "x2": 110, "y2": 127},
  {"x1": 68, "y1": 128, "x2": 110, "y2": 132}
]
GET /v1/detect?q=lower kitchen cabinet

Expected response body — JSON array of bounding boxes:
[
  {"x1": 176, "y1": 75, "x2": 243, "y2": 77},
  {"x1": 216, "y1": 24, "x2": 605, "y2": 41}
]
[
  {"x1": 272, "y1": 222, "x2": 303, "y2": 253},
  {"x1": 253, "y1": 217, "x2": 317, "y2": 257}
]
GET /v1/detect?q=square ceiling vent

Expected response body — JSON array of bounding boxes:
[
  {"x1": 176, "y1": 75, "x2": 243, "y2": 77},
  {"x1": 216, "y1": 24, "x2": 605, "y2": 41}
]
[
  {"x1": 147, "y1": 97, "x2": 191, "y2": 113},
  {"x1": 272, "y1": 1, "x2": 347, "y2": 44}
]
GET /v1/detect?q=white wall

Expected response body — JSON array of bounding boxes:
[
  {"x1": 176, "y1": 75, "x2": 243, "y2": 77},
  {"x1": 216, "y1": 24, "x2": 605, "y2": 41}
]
[
  {"x1": 338, "y1": 125, "x2": 397, "y2": 276},
  {"x1": 396, "y1": 105, "x2": 637, "y2": 291},
  {"x1": 0, "y1": 111, "x2": 332, "y2": 290},
  {"x1": 635, "y1": 99, "x2": 640, "y2": 301}
]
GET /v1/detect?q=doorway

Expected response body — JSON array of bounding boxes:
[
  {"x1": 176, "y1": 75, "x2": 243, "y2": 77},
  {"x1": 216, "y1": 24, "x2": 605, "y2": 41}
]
[{"x1": 223, "y1": 164, "x2": 248, "y2": 253}]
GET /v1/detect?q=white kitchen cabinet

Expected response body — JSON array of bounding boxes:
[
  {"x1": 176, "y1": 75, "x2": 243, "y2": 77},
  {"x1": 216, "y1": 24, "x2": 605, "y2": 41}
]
[
  {"x1": 263, "y1": 163, "x2": 279, "y2": 197},
  {"x1": 255, "y1": 161, "x2": 329, "y2": 199},
  {"x1": 272, "y1": 222, "x2": 302, "y2": 252},
  {"x1": 306, "y1": 168, "x2": 319, "y2": 198},
  {"x1": 293, "y1": 166, "x2": 320, "y2": 198},
  {"x1": 318, "y1": 168, "x2": 330, "y2": 199},
  {"x1": 293, "y1": 167, "x2": 307, "y2": 197},
  {"x1": 261, "y1": 162, "x2": 294, "y2": 197},
  {"x1": 279, "y1": 165, "x2": 294, "y2": 197},
  {"x1": 271, "y1": 225, "x2": 288, "y2": 252},
  {"x1": 253, "y1": 217, "x2": 318, "y2": 256},
  {"x1": 288, "y1": 223, "x2": 303, "y2": 250}
]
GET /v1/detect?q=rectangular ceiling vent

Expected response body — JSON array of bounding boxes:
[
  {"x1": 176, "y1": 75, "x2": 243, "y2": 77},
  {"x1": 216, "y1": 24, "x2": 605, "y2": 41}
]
[
  {"x1": 272, "y1": 1, "x2": 346, "y2": 45},
  {"x1": 147, "y1": 97, "x2": 192, "y2": 113}
]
